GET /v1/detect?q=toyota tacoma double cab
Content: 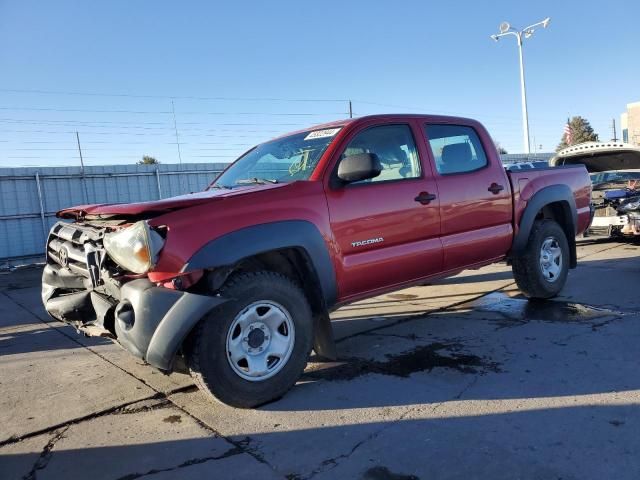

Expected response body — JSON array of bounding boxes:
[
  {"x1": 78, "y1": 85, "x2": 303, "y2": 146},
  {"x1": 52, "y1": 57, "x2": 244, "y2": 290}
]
[{"x1": 42, "y1": 114, "x2": 592, "y2": 408}]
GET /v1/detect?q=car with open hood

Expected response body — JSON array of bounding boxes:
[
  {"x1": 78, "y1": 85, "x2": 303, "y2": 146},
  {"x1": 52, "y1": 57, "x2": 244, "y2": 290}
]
[{"x1": 550, "y1": 142, "x2": 640, "y2": 237}]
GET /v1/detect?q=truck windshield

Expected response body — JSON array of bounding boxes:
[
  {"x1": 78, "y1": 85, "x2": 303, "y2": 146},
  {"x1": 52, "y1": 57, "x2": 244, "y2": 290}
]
[{"x1": 212, "y1": 128, "x2": 341, "y2": 188}]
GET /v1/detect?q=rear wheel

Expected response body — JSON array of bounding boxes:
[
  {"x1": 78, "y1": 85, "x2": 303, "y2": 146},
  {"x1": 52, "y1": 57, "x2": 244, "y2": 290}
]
[
  {"x1": 512, "y1": 219, "x2": 569, "y2": 299},
  {"x1": 187, "y1": 271, "x2": 313, "y2": 408}
]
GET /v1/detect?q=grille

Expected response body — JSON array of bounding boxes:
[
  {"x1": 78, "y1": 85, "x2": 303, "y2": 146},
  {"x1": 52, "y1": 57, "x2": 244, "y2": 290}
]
[{"x1": 47, "y1": 222, "x2": 105, "y2": 278}]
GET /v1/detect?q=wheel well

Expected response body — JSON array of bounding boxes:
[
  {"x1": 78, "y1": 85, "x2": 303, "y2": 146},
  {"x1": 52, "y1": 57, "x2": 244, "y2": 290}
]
[
  {"x1": 537, "y1": 201, "x2": 577, "y2": 267},
  {"x1": 217, "y1": 248, "x2": 327, "y2": 316}
]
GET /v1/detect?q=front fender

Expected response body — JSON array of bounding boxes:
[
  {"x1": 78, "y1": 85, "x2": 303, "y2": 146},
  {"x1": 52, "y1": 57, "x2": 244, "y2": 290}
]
[{"x1": 182, "y1": 220, "x2": 338, "y2": 307}]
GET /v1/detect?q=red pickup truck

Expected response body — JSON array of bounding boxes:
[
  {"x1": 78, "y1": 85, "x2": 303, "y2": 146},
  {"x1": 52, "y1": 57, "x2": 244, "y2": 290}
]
[{"x1": 43, "y1": 114, "x2": 591, "y2": 407}]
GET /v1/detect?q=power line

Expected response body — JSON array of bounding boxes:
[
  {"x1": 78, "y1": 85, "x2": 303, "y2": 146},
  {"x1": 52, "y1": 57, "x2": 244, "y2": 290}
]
[
  {"x1": 0, "y1": 119, "x2": 175, "y2": 130},
  {"x1": 7, "y1": 155, "x2": 237, "y2": 160},
  {"x1": 0, "y1": 129, "x2": 281, "y2": 138},
  {"x1": 0, "y1": 88, "x2": 348, "y2": 103},
  {"x1": 0, "y1": 117, "x2": 168, "y2": 126},
  {"x1": 0, "y1": 119, "x2": 292, "y2": 133},
  {"x1": 6, "y1": 140, "x2": 253, "y2": 146},
  {"x1": 0, "y1": 106, "x2": 173, "y2": 114},
  {"x1": 10, "y1": 147, "x2": 247, "y2": 151},
  {"x1": 0, "y1": 106, "x2": 348, "y2": 116}
]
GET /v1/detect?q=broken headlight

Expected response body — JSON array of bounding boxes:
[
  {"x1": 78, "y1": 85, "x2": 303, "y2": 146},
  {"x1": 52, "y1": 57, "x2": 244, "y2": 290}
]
[{"x1": 103, "y1": 221, "x2": 164, "y2": 274}]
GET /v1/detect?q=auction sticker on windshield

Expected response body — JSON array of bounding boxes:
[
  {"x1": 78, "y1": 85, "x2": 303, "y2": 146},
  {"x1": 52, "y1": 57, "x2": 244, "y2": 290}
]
[{"x1": 304, "y1": 128, "x2": 341, "y2": 140}]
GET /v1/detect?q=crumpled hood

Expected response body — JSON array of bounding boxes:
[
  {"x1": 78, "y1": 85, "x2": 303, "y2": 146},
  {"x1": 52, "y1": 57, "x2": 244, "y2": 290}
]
[
  {"x1": 57, "y1": 183, "x2": 289, "y2": 220},
  {"x1": 550, "y1": 142, "x2": 640, "y2": 172}
]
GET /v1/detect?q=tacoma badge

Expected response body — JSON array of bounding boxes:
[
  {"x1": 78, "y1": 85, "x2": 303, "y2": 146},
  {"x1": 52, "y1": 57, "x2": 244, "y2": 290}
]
[{"x1": 351, "y1": 237, "x2": 384, "y2": 247}]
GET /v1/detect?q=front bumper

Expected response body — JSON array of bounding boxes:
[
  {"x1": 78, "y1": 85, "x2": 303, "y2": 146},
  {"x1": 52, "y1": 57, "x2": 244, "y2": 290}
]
[
  {"x1": 588, "y1": 213, "x2": 640, "y2": 236},
  {"x1": 42, "y1": 222, "x2": 227, "y2": 371}
]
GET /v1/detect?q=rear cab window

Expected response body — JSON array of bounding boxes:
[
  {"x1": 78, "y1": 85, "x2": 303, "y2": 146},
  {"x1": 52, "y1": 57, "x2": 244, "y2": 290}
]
[{"x1": 424, "y1": 124, "x2": 488, "y2": 175}]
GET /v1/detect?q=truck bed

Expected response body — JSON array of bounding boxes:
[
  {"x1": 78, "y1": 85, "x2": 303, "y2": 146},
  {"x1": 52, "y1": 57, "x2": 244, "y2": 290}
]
[{"x1": 507, "y1": 165, "x2": 592, "y2": 237}]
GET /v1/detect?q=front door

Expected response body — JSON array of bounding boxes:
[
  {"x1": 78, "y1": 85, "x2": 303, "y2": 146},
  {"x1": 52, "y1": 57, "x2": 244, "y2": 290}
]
[{"x1": 325, "y1": 122, "x2": 443, "y2": 301}]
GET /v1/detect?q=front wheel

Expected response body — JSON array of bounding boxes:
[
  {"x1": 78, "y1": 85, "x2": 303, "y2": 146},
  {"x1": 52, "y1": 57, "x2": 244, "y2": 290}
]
[
  {"x1": 186, "y1": 271, "x2": 313, "y2": 408},
  {"x1": 512, "y1": 219, "x2": 570, "y2": 299}
]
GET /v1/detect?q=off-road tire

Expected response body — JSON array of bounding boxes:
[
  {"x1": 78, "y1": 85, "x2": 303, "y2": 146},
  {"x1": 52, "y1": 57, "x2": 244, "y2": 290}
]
[
  {"x1": 512, "y1": 219, "x2": 570, "y2": 299},
  {"x1": 186, "y1": 271, "x2": 313, "y2": 408}
]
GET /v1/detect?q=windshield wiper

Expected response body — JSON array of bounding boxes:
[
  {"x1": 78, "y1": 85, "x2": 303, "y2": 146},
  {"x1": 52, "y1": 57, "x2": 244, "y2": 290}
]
[
  {"x1": 235, "y1": 177, "x2": 279, "y2": 185},
  {"x1": 209, "y1": 183, "x2": 232, "y2": 190}
]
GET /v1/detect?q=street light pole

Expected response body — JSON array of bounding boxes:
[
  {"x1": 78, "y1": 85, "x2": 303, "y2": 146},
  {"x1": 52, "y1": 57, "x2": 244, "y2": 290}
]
[
  {"x1": 491, "y1": 17, "x2": 550, "y2": 155},
  {"x1": 516, "y1": 34, "x2": 530, "y2": 154}
]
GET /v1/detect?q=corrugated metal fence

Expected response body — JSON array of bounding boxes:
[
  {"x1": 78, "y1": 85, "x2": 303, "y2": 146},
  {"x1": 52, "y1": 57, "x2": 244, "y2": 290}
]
[
  {"x1": 0, "y1": 163, "x2": 227, "y2": 266},
  {"x1": 0, "y1": 154, "x2": 555, "y2": 266}
]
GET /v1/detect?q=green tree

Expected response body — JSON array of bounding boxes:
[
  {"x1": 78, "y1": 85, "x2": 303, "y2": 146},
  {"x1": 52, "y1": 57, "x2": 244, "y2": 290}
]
[
  {"x1": 495, "y1": 142, "x2": 508, "y2": 154},
  {"x1": 138, "y1": 155, "x2": 159, "y2": 165},
  {"x1": 556, "y1": 116, "x2": 599, "y2": 151}
]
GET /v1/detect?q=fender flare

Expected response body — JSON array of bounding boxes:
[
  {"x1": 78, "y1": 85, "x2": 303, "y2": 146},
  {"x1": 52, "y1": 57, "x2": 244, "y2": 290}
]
[
  {"x1": 182, "y1": 220, "x2": 339, "y2": 360},
  {"x1": 511, "y1": 184, "x2": 578, "y2": 268},
  {"x1": 184, "y1": 220, "x2": 338, "y2": 308}
]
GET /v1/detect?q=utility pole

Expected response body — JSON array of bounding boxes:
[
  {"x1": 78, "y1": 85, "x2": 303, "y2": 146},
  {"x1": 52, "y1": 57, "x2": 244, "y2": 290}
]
[
  {"x1": 171, "y1": 100, "x2": 183, "y2": 165},
  {"x1": 171, "y1": 100, "x2": 187, "y2": 193},
  {"x1": 348, "y1": 100, "x2": 353, "y2": 119},
  {"x1": 611, "y1": 118, "x2": 618, "y2": 142},
  {"x1": 75, "y1": 131, "x2": 89, "y2": 203},
  {"x1": 532, "y1": 136, "x2": 537, "y2": 157}
]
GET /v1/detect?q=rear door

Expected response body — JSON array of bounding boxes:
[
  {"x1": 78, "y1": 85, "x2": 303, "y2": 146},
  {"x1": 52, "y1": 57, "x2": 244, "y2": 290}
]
[
  {"x1": 325, "y1": 121, "x2": 443, "y2": 300},
  {"x1": 423, "y1": 123, "x2": 512, "y2": 271}
]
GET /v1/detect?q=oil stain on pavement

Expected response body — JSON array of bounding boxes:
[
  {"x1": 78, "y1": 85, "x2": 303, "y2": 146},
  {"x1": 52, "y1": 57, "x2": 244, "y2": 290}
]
[
  {"x1": 305, "y1": 342, "x2": 499, "y2": 382},
  {"x1": 362, "y1": 466, "x2": 419, "y2": 480}
]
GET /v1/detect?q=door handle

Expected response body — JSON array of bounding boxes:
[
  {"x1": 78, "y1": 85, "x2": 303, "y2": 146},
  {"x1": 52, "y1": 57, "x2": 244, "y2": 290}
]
[
  {"x1": 414, "y1": 192, "x2": 437, "y2": 205},
  {"x1": 488, "y1": 183, "x2": 504, "y2": 194}
]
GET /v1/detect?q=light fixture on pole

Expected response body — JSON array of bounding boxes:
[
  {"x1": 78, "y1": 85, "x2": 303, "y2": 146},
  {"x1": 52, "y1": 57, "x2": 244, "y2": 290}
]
[{"x1": 491, "y1": 17, "x2": 550, "y2": 154}]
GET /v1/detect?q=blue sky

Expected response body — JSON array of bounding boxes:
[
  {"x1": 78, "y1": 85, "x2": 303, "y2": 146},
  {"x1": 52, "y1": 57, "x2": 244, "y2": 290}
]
[{"x1": 1, "y1": 0, "x2": 638, "y2": 166}]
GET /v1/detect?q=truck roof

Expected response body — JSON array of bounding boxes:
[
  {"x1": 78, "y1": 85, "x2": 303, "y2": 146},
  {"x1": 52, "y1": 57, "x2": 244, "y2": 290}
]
[{"x1": 272, "y1": 113, "x2": 479, "y2": 141}]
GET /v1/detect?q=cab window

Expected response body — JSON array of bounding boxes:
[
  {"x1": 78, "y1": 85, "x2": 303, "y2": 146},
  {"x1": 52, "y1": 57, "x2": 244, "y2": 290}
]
[
  {"x1": 425, "y1": 124, "x2": 488, "y2": 175},
  {"x1": 339, "y1": 124, "x2": 421, "y2": 184}
]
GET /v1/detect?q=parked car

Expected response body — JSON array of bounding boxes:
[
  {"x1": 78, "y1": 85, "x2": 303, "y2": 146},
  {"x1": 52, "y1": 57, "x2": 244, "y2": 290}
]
[
  {"x1": 550, "y1": 142, "x2": 640, "y2": 237},
  {"x1": 506, "y1": 161, "x2": 549, "y2": 170},
  {"x1": 42, "y1": 114, "x2": 592, "y2": 407}
]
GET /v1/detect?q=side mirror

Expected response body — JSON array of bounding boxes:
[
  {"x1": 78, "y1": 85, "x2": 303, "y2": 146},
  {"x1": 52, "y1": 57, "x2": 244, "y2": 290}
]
[{"x1": 337, "y1": 153, "x2": 382, "y2": 183}]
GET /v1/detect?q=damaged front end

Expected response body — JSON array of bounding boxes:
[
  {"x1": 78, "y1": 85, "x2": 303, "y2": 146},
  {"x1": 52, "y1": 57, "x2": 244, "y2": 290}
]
[
  {"x1": 42, "y1": 220, "x2": 225, "y2": 371},
  {"x1": 590, "y1": 186, "x2": 640, "y2": 236}
]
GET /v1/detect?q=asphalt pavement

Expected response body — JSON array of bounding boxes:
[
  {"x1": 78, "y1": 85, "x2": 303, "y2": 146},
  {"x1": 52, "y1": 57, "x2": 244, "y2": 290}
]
[{"x1": 1, "y1": 238, "x2": 639, "y2": 480}]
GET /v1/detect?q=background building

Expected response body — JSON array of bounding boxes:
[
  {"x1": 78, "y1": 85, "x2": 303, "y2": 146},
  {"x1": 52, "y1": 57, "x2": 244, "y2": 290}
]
[{"x1": 621, "y1": 101, "x2": 640, "y2": 145}]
